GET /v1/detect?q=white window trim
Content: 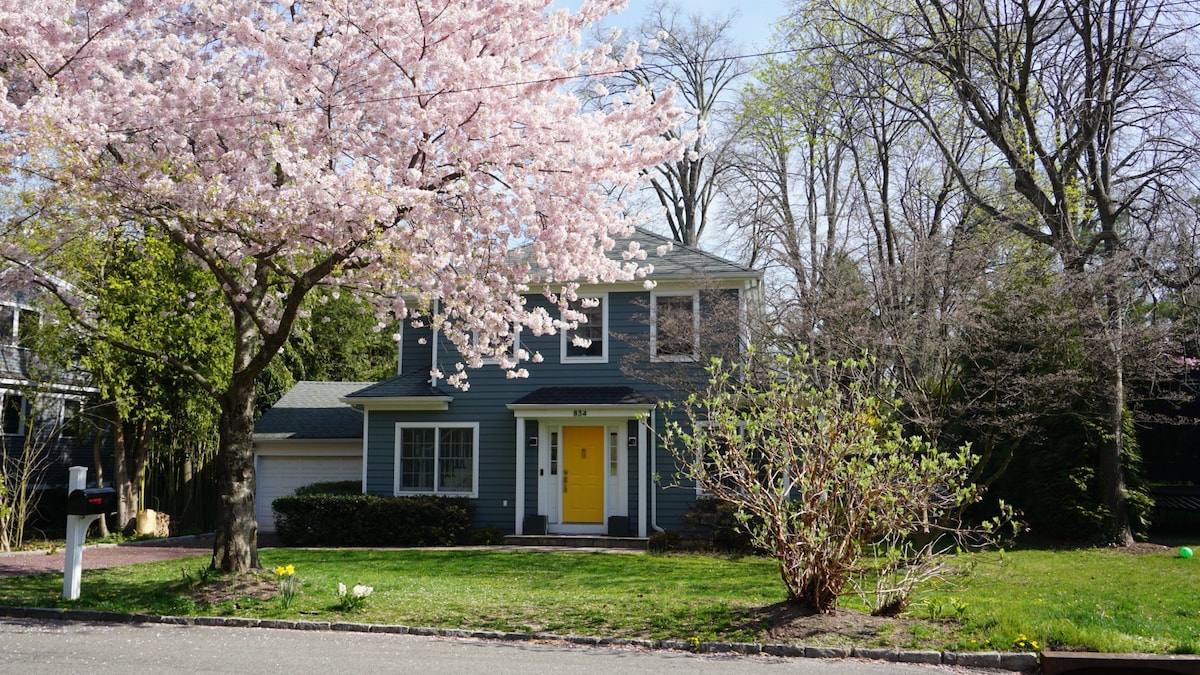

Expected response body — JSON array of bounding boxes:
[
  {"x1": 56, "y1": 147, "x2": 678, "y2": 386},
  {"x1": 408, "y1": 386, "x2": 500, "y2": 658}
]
[
  {"x1": 560, "y1": 293, "x2": 608, "y2": 364},
  {"x1": 58, "y1": 397, "x2": 84, "y2": 438},
  {"x1": 651, "y1": 290, "x2": 700, "y2": 362},
  {"x1": 477, "y1": 324, "x2": 521, "y2": 366},
  {"x1": 393, "y1": 421, "x2": 479, "y2": 498},
  {"x1": 0, "y1": 302, "x2": 36, "y2": 348},
  {"x1": 0, "y1": 304, "x2": 14, "y2": 345}
]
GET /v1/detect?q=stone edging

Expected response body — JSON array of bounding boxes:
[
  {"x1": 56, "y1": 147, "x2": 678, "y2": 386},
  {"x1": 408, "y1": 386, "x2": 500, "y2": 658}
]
[{"x1": 0, "y1": 605, "x2": 1040, "y2": 671}]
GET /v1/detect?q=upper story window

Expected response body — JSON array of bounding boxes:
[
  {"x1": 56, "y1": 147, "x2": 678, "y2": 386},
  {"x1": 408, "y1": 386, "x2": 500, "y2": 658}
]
[
  {"x1": 562, "y1": 295, "x2": 607, "y2": 363},
  {"x1": 0, "y1": 303, "x2": 38, "y2": 347},
  {"x1": 1, "y1": 391, "x2": 26, "y2": 436},
  {"x1": 471, "y1": 325, "x2": 520, "y2": 365},
  {"x1": 652, "y1": 291, "x2": 699, "y2": 361}
]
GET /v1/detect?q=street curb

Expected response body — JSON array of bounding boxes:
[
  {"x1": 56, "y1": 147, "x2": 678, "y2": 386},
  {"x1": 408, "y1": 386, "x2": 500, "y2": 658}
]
[{"x1": 0, "y1": 605, "x2": 1041, "y2": 671}]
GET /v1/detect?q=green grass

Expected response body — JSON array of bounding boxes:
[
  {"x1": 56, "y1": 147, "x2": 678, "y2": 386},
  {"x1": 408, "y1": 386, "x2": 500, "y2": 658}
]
[
  {"x1": 917, "y1": 546, "x2": 1200, "y2": 654},
  {"x1": 1, "y1": 545, "x2": 1197, "y2": 653}
]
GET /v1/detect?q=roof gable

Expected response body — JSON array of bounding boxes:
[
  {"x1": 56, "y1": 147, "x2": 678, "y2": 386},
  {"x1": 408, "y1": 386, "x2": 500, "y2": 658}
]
[
  {"x1": 510, "y1": 386, "x2": 653, "y2": 406},
  {"x1": 254, "y1": 381, "x2": 370, "y2": 440},
  {"x1": 513, "y1": 227, "x2": 760, "y2": 284},
  {"x1": 343, "y1": 371, "x2": 450, "y2": 399}
]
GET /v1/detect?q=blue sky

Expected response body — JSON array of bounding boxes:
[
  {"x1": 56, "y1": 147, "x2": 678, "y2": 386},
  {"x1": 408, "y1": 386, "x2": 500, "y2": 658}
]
[{"x1": 553, "y1": 0, "x2": 790, "y2": 51}]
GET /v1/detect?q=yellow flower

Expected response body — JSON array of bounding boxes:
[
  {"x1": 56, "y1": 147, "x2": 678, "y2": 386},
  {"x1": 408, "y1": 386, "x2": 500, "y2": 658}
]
[{"x1": 275, "y1": 564, "x2": 295, "y2": 577}]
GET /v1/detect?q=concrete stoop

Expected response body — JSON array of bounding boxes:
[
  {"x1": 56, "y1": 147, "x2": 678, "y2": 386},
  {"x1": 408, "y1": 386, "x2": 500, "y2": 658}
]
[{"x1": 502, "y1": 535, "x2": 649, "y2": 550}]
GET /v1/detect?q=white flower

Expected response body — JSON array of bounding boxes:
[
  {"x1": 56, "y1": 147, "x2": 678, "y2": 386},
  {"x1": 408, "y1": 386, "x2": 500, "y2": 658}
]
[
  {"x1": 338, "y1": 582, "x2": 347, "y2": 596},
  {"x1": 353, "y1": 584, "x2": 374, "y2": 598}
]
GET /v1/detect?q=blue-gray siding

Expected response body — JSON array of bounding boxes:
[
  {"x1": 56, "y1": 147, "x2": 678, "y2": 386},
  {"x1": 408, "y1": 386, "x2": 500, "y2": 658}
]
[{"x1": 365, "y1": 289, "x2": 741, "y2": 533}]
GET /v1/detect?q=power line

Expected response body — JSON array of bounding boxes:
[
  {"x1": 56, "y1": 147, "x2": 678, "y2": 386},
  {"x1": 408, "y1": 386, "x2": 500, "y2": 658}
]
[
  {"x1": 89, "y1": 2, "x2": 1199, "y2": 134},
  {"x1": 119, "y1": 45, "x2": 813, "y2": 133}
]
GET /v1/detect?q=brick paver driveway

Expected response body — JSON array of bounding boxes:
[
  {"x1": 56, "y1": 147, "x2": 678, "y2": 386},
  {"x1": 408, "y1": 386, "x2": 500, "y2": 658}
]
[{"x1": 0, "y1": 535, "x2": 215, "y2": 579}]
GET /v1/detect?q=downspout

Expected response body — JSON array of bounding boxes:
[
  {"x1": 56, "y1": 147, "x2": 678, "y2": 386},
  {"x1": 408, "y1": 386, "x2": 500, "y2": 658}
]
[
  {"x1": 349, "y1": 403, "x2": 367, "y2": 494},
  {"x1": 650, "y1": 407, "x2": 664, "y2": 533},
  {"x1": 430, "y1": 300, "x2": 439, "y2": 387}
]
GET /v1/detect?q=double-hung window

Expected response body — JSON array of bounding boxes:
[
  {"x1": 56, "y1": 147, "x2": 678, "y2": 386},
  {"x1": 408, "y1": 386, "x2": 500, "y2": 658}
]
[
  {"x1": 562, "y1": 295, "x2": 607, "y2": 362},
  {"x1": 1, "y1": 392, "x2": 26, "y2": 436},
  {"x1": 651, "y1": 291, "x2": 699, "y2": 361},
  {"x1": 0, "y1": 303, "x2": 38, "y2": 347},
  {"x1": 61, "y1": 399, "x2": 84, "y2": 438},
  {"x1": 395, "y1": 423, "x2": 478, "y2": 497}
]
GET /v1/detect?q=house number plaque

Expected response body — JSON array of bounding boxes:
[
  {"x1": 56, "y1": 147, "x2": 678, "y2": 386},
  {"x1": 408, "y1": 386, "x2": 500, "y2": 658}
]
[{"x1": 573, "y1": 410, "x2": 588, "y2": 416}]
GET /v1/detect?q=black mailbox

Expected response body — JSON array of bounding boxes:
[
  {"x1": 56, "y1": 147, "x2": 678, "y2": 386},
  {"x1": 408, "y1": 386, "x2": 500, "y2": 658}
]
[{"x1": 67, "y1": 488, "x2": 118, "y2": 516}]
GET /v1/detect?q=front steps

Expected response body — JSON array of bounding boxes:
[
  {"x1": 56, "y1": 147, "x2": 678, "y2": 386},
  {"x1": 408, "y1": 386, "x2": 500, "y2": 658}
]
[{"x1": 503, "y1": 535, "x2": 649, "y2": 551}]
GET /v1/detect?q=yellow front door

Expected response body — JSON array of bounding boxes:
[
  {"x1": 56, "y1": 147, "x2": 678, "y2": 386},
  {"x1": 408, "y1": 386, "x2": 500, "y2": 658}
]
[{"x1": 562, "y1": 426, "x2": 604, "y2": 524}]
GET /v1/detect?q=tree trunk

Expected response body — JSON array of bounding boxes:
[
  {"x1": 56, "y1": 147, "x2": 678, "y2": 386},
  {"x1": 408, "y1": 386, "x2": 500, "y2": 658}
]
[
  {"x1": 210, "y1": 380, "x2": 259, "y2": 572},
  {"x1": 1098, "y1": 317, "x2": 1134, "y2": 546},
  {"x1": 110, "y1": 416, "x2": 137, "y2": 533},
  {"x1": 180, "y1": 449, "x2": 195, "y2": 531},
  {"x1": 91, "y1": 427, "x2": 109, "y2": 537},
  {"x1": 1072, "y1": 266, "x2": 1134, "y2": 546},
  {"x1": 132, "y1": 419, "x2": 150, "y2": 513}
]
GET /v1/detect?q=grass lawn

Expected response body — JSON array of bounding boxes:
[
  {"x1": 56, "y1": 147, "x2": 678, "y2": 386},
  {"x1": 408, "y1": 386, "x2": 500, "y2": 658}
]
[
  {"x1": 1, "y1": 544, "x2": 1196, "y2": 654},
  {"x1": 920, "y1": 545, "x2": 1200, "y2": 654}
]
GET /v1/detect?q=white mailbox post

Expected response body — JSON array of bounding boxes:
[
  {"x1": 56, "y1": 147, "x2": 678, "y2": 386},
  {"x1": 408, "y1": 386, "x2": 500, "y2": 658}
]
[{"x1": 63, "y1": 466, "x2": 115, "y2": 601}]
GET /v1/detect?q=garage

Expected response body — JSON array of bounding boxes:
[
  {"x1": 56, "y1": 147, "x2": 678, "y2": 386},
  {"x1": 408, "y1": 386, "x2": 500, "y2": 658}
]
[
  {"x1": 252, "y1": 381, "x2": 371, "y2": 533},
  {"x1": 254, "y1": 448, "x2": 362, "y2": 533}
]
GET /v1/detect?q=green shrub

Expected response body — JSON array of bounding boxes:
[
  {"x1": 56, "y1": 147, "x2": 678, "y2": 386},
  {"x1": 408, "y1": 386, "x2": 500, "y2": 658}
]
[
  {"x1": 681, "y1": 498, "x2": 763, "y2": 554},
  {"x1": 293, "y1": 480, "x2": 363, "y2": 496},
  {"x1": 272, "y1": 493, "x2": 472, "y2": 547},
  {"x1": 970, "y1": 408, "x2": 1152, "y2": 543},
  {"x1": 468, "y1": 526, "x2": 506, "y2": 545},
  {"x1": 648, "y1": 530, "x2": 681, "y2": 553}
]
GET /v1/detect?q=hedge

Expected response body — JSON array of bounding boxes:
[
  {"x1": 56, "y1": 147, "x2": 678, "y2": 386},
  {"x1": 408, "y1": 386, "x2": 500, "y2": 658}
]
[
  {"x1": 293, "y1": 480, "x2": 363, "y2": 496},
  {"x1": 272, "y1": 493, "x2": 473, "y2": 547}
]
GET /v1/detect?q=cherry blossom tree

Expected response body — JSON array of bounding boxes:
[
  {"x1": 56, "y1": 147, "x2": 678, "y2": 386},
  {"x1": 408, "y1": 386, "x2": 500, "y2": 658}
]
[{"x1": 0, "y1": 0, "x2": 684, "y2": 571}]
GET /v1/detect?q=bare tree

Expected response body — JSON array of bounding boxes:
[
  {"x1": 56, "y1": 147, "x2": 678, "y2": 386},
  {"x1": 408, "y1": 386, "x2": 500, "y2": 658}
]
[
  {"x1": 797, "y1": 0, "x2": 1200, "y2": 544},
  {"x1": 727, "y1": 35, "x2": 990, "y2": 428},
  {"x1": 608, "y1": 2, "x2": 749, "y2": 246}
]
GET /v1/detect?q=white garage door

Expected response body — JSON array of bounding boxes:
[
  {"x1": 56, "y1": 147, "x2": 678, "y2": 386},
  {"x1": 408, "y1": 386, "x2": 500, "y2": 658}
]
[{"x1": 256, "y1": 455, "x2": 363, "y2": 533}]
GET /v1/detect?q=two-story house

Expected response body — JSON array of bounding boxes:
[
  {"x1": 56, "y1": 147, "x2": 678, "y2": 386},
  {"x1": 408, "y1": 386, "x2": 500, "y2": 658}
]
[{"x1": 253, "y1": 228, "x2": 762, "y2": 537}]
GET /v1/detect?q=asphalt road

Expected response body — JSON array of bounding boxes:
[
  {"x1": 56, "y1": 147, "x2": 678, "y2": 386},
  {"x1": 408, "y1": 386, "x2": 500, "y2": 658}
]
[{"x1": 0, "y1": 619, "x2": 988, "y2": 675}]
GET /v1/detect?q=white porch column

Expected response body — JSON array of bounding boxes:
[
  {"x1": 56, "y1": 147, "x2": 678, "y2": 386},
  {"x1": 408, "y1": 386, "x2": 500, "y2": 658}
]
[
  {"x1": 637, "y1": 416, "x2": 647, "y2": 537},
  {"x1": 515, "y1": 416, "x2": 526, "y2": 535}
]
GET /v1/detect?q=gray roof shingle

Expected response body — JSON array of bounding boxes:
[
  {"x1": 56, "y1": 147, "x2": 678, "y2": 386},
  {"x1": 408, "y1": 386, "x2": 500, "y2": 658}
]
[
  {"x1": 343, "y1": 371, "x2": 451, "y2": 400},
  {"x1": 514, "y1": 227, "x2": 760, "y2": 282},
  {"x1": 510, "y1": 386, "x2": 654, "y2": 406},
  {"x1": 253, "y1": 381, "x2": 371, "y2": 440}
]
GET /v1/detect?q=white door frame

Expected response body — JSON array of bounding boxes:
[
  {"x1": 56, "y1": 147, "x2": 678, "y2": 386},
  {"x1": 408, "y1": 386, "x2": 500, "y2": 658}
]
[{"x1": 508, "y1": 403, "x2": 651, "y2": 536}]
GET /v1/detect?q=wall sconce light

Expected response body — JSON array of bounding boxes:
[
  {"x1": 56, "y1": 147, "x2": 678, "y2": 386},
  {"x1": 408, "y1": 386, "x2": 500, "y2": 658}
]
[
  {"x1": 627, "y1": 437, "x2": 637, "y2": 448},
  {"x1": 528, "y1": 436, "x2": 538, "y2": 448}
]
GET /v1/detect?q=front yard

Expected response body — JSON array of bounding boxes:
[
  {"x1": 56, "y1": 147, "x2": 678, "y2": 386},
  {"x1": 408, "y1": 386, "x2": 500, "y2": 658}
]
[{"x1": 0, "y1": 544, "x2": 1196, "y2": 654}]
